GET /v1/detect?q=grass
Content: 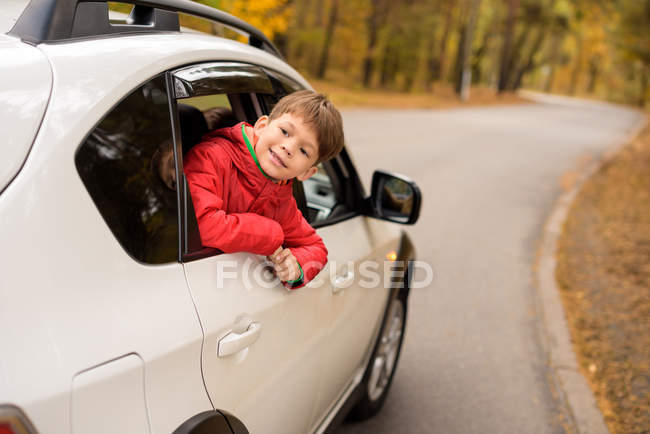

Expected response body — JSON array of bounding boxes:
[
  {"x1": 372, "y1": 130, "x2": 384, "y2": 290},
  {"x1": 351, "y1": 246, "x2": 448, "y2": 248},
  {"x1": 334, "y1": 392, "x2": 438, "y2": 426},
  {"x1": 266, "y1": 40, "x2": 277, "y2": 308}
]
[{"x1": 556, "y1": 116, "x2": 650, "y2": 434}]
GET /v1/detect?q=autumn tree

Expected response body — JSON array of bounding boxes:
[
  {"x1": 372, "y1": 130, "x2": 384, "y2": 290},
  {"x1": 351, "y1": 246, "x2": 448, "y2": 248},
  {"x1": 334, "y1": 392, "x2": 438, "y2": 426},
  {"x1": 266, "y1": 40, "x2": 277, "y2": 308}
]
[
  {"x1": 316, "y1": 0, "x2": 339, "y2": 78},
  {"x1": 184, "y1": 0, "x2": 648, "y2": 106},
  {"x1": 614, "y1": 0, "x2": 650, "y2": 106}
]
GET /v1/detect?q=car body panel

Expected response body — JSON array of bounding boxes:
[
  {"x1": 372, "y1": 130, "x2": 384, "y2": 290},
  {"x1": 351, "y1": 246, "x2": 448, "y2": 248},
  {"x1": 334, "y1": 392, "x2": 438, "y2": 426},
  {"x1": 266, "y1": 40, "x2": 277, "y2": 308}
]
[
  {"x1": 0, "y1": 0, "x2": 30, "y2": 34},
  {"x1": 71, "y1": 354, "x2": 150, "y2": 434},
  {"x1": 0, "y1": 34, "x2": 51, "y2": 193}
]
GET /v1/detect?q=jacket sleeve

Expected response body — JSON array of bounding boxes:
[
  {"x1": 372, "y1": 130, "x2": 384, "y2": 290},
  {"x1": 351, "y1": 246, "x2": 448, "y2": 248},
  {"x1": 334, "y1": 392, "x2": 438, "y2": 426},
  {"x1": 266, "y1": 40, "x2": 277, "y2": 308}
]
[
  {"x1": 277, "y1": 194, "x2": 328, "y2": 288},
  {"x1": 184, "y1": 145, "x2": 284, "y2": 256}
]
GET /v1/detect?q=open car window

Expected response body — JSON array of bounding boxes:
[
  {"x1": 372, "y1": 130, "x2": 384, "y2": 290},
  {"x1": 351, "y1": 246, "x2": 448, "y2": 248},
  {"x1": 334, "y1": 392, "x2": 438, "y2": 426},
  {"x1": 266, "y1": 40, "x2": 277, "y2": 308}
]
[
  {"x1": 169, "y1": 62, "x2": 271, "y2": 260},
  {"x1": 168, "y1": 62, "x2": 365, "y2": 261}
]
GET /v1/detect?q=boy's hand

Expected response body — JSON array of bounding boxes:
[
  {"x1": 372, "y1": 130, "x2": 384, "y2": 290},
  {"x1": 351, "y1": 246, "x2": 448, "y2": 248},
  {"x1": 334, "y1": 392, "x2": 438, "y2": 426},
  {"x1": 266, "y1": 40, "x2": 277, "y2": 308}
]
[{"x1": 268, "y1": 247, "x2": 301, "y2": 282}]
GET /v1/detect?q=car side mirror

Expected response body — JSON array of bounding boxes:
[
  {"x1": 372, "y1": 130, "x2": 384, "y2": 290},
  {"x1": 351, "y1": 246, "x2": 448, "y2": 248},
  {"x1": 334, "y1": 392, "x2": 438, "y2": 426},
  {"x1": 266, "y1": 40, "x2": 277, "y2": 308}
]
[{"x1": 368, "y1": 170, "x2": 421, "y2": 225}]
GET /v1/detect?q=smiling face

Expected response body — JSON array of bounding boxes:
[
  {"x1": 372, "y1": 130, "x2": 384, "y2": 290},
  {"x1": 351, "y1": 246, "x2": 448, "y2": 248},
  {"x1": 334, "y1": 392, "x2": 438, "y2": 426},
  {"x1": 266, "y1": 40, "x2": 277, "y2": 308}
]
[{"x1": 252, "y1": 113, "x2": 320, "y2": 181}]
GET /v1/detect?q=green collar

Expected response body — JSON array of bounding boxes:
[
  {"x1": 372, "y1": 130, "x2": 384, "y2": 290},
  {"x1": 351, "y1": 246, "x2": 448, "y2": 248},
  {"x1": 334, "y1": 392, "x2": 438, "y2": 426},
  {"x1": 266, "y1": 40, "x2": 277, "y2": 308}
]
[{"x1": 242, "y1": 123, "x2": 271, "y2": 180}]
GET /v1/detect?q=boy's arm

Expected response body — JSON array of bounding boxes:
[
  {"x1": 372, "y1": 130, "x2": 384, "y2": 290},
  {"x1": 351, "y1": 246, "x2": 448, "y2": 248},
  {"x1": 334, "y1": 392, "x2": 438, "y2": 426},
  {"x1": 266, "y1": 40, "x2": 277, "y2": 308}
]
[
  {"x1": 276, "y1": 195, "x2": 328, "y2": 288},
  {"x1": 184, "y1": 146, "x2": 284, "y2": 256}
]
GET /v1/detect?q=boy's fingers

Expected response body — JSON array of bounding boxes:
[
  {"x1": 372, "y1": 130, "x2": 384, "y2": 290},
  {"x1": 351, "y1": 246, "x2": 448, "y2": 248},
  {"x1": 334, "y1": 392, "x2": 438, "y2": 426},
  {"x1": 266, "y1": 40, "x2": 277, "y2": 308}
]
[
  {"x1": 275, "y1": 261, "x2": 293, "y2": 274},
  {"x1": 283, "y1": 258, "x2": 298, "y2": 275},
  {"x1": 282, "y1": 256, "x2": 296, "y2": 270},
  {"x1": 274, "y1": 261, "x2": 298, "y2": 281},
  {"x1": 276, "y1": 266, "x2": 291, "y2": 280},
  {"x1": 270, "y1": 247, "x2": 282, "y2": 261},
  {"x1": 268, "y1": 247, "x2": 283, "y2": 263},
  {"x1": 278, "y1": 249, "x2": 292, "y2": 261},
  {"x1": 270, "y1": 250, "x2": 299, "y2": 281}
]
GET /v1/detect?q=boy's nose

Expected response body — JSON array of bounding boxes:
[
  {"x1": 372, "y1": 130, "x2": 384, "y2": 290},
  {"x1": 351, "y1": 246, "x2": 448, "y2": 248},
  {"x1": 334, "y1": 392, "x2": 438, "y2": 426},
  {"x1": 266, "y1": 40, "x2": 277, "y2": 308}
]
[{"x1": 281, "y1": 143, "x2": 293, "y2": 157}]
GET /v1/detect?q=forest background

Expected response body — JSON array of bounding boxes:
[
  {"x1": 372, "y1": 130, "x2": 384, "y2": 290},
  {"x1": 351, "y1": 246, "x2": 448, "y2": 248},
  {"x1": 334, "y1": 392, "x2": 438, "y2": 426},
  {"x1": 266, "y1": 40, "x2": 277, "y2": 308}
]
[
  {"x1": 155, "y1": 0, "x2": 650, "y2": 107},
  {"x1": 109, "y1": 0, "x2": 649, "y2": 107}
]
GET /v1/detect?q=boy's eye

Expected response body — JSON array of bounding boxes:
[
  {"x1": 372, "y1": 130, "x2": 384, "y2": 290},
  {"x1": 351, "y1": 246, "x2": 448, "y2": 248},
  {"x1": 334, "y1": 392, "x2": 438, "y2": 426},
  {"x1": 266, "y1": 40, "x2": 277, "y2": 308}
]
[
  {"x1": 300, "y1": 148, "x2": 309, "y2": 157},
  {"x1": 280, "y1": 127, "x2": 288, "y2": 137}
]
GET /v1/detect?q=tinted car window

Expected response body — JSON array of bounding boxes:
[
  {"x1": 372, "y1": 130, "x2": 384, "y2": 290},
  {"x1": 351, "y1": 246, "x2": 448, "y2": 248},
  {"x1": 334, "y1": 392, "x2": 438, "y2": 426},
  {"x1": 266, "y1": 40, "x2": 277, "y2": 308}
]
[{"x1": 75, "y1": 75, "x2": 178, "y2": 264}]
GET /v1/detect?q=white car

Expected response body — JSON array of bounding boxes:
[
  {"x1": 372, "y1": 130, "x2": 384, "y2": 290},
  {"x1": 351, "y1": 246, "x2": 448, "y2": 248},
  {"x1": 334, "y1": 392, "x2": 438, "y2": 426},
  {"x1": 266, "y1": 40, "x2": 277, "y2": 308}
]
[{"x1": 0, "y1": 1, "x2": 422, "y2": 433}]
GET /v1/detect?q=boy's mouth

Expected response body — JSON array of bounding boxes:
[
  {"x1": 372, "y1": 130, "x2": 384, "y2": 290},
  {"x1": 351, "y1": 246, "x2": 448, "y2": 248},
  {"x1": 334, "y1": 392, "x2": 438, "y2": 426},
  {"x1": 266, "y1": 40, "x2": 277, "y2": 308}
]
[{"x1": 269, "y1": 149, "x2": 287, "y2": 168}]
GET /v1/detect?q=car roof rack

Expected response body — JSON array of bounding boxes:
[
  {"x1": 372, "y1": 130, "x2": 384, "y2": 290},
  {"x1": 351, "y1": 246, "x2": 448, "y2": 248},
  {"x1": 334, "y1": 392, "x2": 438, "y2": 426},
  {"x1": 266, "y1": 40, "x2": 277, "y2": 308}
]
[{"x1": 8, "y1": 0, "x2": 282, "y2": 58}]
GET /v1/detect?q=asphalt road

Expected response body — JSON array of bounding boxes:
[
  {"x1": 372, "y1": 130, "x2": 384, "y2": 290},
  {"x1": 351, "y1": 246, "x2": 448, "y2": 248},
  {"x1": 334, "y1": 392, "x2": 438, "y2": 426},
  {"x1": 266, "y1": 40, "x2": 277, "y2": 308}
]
[{"x1": 334, "y1": 94, "x2": 644, "y2": 434}]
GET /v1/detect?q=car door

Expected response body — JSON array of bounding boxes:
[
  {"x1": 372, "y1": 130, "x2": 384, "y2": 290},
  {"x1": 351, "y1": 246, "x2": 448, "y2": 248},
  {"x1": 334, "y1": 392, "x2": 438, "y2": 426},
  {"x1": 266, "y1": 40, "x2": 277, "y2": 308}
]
[
  {"x1": 170, "y1": 62, "x2": 330, "y2": 434},
  {"x1": 298, "y1": 157, "x2": 404, "y2": 430},
  {"x1": 258, "y1": 76, "x2": 405, "y2": 430}
]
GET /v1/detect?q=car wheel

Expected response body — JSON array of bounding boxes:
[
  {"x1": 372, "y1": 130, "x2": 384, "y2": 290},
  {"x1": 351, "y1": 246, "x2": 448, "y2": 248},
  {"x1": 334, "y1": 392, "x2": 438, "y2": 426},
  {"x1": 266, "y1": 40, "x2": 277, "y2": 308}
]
[{"x1": 347, "y1": 295, "x2": 406, "y2": 421}]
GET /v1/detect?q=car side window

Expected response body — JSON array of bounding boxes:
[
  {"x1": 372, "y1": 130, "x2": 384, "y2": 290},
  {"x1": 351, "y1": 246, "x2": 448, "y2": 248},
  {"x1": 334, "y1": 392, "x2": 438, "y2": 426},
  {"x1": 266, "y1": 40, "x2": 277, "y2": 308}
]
[
  {"x1": 172, "y1": 63, "x2": 360, "y2": 260},
  {"x1": 171, "y1": 62, "x2": 273, "y2": 260},
  {"x1": 75, "y1": 75, "x2": 179, "y2": 264}
]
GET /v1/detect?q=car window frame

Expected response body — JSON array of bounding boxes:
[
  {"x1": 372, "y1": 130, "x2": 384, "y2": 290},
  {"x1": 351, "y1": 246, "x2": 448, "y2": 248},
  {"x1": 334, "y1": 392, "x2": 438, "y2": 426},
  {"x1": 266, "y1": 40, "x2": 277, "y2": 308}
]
[{"x1": 167, "y1": 62, "x2": 368, "y2": 263}]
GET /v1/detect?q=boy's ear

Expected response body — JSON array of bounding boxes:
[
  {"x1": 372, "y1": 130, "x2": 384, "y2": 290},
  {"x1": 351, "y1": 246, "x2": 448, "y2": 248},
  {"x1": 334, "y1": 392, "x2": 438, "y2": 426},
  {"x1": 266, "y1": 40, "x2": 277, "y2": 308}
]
[
  {"x1": 253, "y1": 115, "x2": 269, "y2": 134},
  {"x1": 296, "y1": 165, "x2": 319, "y2": 182}
]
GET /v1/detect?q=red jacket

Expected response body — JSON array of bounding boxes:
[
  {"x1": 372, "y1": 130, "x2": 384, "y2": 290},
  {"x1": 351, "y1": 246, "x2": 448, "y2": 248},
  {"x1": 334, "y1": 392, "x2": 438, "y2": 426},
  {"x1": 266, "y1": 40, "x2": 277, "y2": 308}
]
[{"x1": 183, "y1": 122, "x2": 327, "y2": 288}]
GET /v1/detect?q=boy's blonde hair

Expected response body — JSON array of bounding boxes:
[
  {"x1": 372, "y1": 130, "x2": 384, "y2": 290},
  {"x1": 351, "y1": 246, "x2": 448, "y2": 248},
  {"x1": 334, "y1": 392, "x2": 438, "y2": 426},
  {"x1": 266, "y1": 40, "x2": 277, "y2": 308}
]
[{"x1": 269, "y1": 90, "x2": 344, "y2": 164}]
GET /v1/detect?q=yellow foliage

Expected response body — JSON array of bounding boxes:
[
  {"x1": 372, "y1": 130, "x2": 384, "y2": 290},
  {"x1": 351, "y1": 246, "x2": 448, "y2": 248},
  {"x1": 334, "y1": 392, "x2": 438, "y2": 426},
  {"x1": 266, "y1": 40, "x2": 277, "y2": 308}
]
[{"x1": 221, "y1": 0, "x2": 294, "y2": 40}]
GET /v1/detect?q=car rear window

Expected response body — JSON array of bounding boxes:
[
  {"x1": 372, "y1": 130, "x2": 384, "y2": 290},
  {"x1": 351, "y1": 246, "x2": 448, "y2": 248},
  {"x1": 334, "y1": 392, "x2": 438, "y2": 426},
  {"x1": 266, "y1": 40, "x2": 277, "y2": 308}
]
[{"x1": 75, "y1": 75, "x2": 179, "y2": 264}]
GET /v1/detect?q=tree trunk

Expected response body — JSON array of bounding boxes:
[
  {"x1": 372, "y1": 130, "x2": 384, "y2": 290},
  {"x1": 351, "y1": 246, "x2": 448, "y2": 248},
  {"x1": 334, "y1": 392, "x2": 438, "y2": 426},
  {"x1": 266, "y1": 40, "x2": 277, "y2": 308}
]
[
  {"x1": 587, "y1": 55, "x2": 600, "y2": 94},
  {"x1": 362, "y1": 0, "x2": 382, "y2": 87},
  {"x1": 380, "y1": 42, "x2": 392, "y2": 87},
  {"x1": 434, "y1": 0, "x2": 455, "y2": 81},
  {"x1": 453, "y1": 22, "x2": 467, "y2": 93},
  {"x1": 544, "y1": 33, "x2": 561, "y2": 92},
  {"x1": 471, "y1": 16, "x2": 495, "y2": 85},
  {"x1": 288, "y1": 0, "x2": 313, "y2": 63},
  {"x1": 512, "y1": 26, "x2": 546, "y2": 90},
  {"x1": 498, "y1": 0, "x2": 519, "y2": 92},
  {"x1": 501, "y1": 15, "x2": 534, "y2": 90},
  {"x1": 424, "y1": 35, "x2": 437, "y2": 90},
  {"x1": 314, "y1": 0, "x2": 325, "y2": 26},
  {"x1": 316, "y1": 0, "x2": 339, "y2": 79},
  {"x1": 379, "y1": 17, "x2": 397, "y2": 88},
  {"x1": 568, "y1": 35, "x2": 582, "y2": 95},
  {"x1": 380, "y1": 41, "x2": 399, "y2": 88},
  {"x1": 639, "y1": 66, "x2": 649, "y2": 107},
  {"x1": 458, "y1": 0, "x2": 482, "y2": 99}
]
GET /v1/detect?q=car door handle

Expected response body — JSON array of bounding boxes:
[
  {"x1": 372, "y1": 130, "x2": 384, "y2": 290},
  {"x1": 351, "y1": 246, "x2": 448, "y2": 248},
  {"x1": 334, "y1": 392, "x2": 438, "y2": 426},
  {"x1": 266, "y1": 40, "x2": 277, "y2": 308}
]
[
  {"x1": 217, "y1": 320, "x2": 262, "y2": 357},
  {"x1": 331, "y1": 269, "x2": 354, "y2": 294}
]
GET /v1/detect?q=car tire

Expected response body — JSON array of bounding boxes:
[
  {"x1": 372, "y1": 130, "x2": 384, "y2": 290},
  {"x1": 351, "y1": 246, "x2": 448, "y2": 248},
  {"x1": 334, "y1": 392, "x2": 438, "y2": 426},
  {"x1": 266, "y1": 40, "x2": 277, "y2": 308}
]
[{"x1": 346, "y1": 294, "x2": 407, "y2": 421}]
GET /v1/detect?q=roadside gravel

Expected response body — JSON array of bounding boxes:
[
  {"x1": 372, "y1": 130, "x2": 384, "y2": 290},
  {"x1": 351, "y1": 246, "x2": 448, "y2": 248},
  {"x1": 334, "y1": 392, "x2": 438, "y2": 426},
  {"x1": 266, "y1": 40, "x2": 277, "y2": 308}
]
[{"x1": 555, "y1": 116, "x2": 650, "y2": 433}]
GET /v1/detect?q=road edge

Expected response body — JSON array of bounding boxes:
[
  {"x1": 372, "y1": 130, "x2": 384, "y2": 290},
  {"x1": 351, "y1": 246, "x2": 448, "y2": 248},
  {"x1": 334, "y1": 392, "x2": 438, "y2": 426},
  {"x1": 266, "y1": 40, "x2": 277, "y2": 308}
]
[{"x1": 535, "y1": 111, "x2": 647, "y2": 434}]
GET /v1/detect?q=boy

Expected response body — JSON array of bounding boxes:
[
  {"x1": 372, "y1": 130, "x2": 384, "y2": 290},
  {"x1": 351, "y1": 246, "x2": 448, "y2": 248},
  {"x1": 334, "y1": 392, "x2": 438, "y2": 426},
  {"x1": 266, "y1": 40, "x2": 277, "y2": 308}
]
[{"x1": 183, "y1": 90, "x2": 345, "y2": 289}]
